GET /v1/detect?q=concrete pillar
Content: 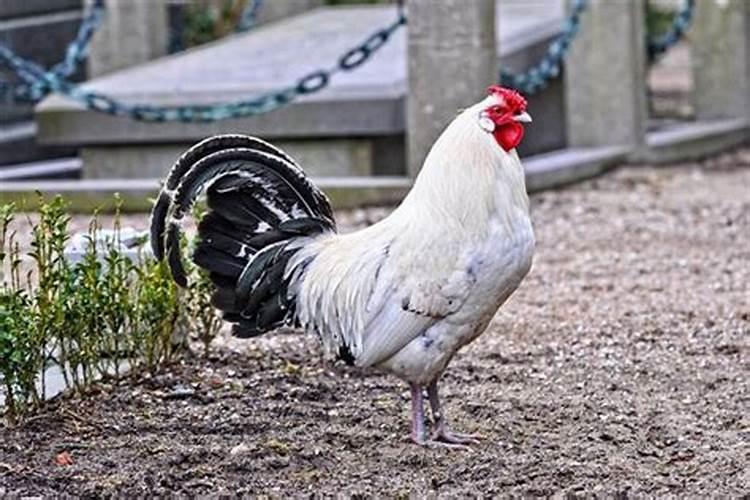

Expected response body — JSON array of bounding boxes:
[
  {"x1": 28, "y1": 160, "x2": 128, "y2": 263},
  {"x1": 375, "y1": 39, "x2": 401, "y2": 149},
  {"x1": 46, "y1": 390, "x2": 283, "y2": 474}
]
[
  {"x1": 86, "y1": 0, "x2": 169, "y2": 77},
  {"x1": 691, "y1": 0, "x2": 750, "y2": 122},
  {"x1": 406, "y1": 0, "x2": 497, "y2": 177},
  {"x1": 564, "y1": 0, "x2": 648, "y2": 150}
]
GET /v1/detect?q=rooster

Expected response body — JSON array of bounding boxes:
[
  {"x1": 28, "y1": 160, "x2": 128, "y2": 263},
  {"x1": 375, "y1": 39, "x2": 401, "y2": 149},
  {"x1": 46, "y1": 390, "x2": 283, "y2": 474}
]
[{"x1": 150, "y1": 85, "x2": 534, "y2": 446}]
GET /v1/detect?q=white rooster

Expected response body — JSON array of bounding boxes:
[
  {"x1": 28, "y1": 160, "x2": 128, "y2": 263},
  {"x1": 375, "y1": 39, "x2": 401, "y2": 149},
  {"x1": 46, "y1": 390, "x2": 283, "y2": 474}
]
[{"x1": 151, "y1": 85, "x2": 535, "y2": 446}]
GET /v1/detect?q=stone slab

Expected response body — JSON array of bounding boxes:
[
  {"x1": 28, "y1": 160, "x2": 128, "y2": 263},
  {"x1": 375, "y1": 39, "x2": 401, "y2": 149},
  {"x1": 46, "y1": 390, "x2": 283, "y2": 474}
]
[
  {"x1": 0, "y1": 176, "x2": 414, "y2": 212},
  {"x1": 0, "y1": 143, "x2": 633, "y2": 213},
  {"x1": 0, "y1": 121, "x2": 76, "y2": 166},
  {"x1": 524, "y1": 145, "x2": 628, "y2": 191},
  {"x1": 643, "y1": 118, "x2": 749, "y2": 164},
  {"x1": 81, "y1": 138, "x2": 376, "y2": 179},
  {"x1": 0, "y1": 157, "x2": 81, "y2": 180},
  {"x1": 36, "y1": 1, "x2": 567, "y2": 157}
]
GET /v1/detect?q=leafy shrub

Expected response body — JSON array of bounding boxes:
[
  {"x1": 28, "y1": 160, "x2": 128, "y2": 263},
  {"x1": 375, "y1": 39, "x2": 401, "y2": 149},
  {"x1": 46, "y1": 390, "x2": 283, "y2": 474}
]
[{"x1": 0, "y1": 196, "x2": 222, "y2": 424}]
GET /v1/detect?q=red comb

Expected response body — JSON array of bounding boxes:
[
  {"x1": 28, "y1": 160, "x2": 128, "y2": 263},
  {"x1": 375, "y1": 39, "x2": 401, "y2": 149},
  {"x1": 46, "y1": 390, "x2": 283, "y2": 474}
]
[{"x1": 487, "y1": 85, "x2": 527, "y2": 111}]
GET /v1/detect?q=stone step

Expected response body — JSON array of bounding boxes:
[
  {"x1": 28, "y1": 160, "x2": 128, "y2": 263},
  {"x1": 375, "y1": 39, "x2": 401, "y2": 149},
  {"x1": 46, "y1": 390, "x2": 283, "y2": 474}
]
[
  {"x1": 644, "y1": 118, "x2": 749, "y2": 163},
  {"x1": 524, "y1": 145, "x2": 629, "y2": 191},
  {"x1": 0, "y1": 176, "x2": 413, "y2": 212},
  {"x1": 0, "y1": 156, "x2": 81, "y2": 180},
  {"x1": 0, "y1": 145, "x2": 627, "y2": 212},
  {"x1": 36, "y1": 1, "x2": 568, "y2": 179},
  {"x1": 0, "y1": 121, "x2": 76, "y2": 166}
]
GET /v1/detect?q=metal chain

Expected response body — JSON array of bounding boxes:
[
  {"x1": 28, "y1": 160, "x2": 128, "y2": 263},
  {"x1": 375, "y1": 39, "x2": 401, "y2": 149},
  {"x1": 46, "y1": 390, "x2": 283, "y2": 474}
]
[
  {"x1": 647, "y1": 0, "x2": 695, "y2": 61},
  {"x1": 10, "y1": 0, "x2": 105, "y2": 102},
  {"x1": 1, "y1": 0, "x2": 696, "y2": 121},
  {"x1": 500, "y1": 0, "x2": 695, "y2": 95},
  {"x1": 50, "y1": 0, "x2": 106, "y2": 79},
  {"x1": 500, "y1": 0, "x2": 587, "y2": 95},
  {"x1": 0, "y1": 3, "x2": 407, "y2": 123},
  {"x1": 236, "y1": 0, "x2": 264, "y2": 32}
]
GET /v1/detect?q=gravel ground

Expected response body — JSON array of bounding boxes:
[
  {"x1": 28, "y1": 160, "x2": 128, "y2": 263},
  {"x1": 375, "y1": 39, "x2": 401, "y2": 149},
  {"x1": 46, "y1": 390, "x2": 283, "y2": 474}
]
[{"x1": 1, "y1": 149, "x2": 749, "y2": 497}]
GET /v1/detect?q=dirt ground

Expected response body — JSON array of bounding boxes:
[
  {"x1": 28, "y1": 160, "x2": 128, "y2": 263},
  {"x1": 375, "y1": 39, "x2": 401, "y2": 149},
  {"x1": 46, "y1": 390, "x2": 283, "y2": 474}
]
[{"x1": 1, "y1": 149, "x2": 749, "y2": 497}]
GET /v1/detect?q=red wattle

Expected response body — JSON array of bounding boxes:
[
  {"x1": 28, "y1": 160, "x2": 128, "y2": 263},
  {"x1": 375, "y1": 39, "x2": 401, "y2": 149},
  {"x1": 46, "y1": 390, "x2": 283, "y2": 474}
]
[{"x1": 493, "y1": 121, "x2": 525, "y2": 151}]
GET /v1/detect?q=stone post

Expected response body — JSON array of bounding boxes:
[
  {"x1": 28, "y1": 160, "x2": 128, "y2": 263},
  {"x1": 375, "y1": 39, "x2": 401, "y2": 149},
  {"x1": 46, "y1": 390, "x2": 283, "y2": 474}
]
[
  {"x1": 86, "y1": 0, "x2": 169, "y2": 77},
  {"x1": 406, "y1": 0, "x2": 497, "y2": 177},
  {"x1": 564, "y1": 0, "x2": 648, "y2": 150},
  {"x1": 691, "y1": 0, "x2": 750, "y2": 122}
]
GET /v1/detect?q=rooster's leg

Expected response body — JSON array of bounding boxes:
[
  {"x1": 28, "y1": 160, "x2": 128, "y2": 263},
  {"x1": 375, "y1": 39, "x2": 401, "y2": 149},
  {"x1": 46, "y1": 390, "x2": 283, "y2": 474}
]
[
  {"x1": 409, "y1": 383, "x2": 427, "y2": 445},
  {"x1": 427, "y1": 380, "x2": 483, "y2": 445}
]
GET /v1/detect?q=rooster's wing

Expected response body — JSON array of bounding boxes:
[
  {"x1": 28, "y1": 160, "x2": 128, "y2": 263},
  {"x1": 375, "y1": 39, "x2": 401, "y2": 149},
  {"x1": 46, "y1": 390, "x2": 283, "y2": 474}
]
[{"x1": 354, "y1": 264, "x2": 475, "y2": 367}]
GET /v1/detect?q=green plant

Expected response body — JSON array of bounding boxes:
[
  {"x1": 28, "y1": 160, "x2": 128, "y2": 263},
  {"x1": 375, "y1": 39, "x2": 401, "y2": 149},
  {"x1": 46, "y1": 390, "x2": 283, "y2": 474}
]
[
  {"x1": 0, "y1": 287, "x2": 35, "y2": 424},
  {"x1": 97, "y1": 198, "x2": 136, "y2": 378},
  {"x1": 132, "y1": 259, "x2": 183, "y2": 370},
  {"x1": 27, "y1": 196, "x2": 71, "y2": 401},
  {"x1": 0, "y1": 203, "x2": 43, "y2": 423},
  {"x1": 186, "y1": 267, "x2": 224, "y2": 357},
  {"x1": 182, "y1": 0, "x2": 243, "y2": 48},
  {"x1": 185, "y1": 205, "x2": 223, "y2": 357},
  {"x1": 646, "y1": 3, "x2": 678, "y2": 39},
  {"x1": 0, "y1": 196, "x2": 222, "y2": 424}
]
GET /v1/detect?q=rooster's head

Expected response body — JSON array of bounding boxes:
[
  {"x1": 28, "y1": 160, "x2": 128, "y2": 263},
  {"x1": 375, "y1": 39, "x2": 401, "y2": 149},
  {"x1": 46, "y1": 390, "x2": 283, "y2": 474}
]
[{"x1": 478, "y1": 85, "x2": 531, "y2": 152}]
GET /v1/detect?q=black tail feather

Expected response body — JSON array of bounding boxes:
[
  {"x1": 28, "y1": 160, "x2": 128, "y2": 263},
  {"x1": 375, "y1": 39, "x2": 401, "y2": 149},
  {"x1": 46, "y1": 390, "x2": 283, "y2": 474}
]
[
  {"x1": 165, "y1": 223, "x2": 188, "y2": 287},
  {"x1": 149, "y1": 134, "x2": 335, "y2": 337},
  {"x1": 150, "y1": 191, "x2": 173, "y2": 261},
  {"x1": 150, "y1": 134, "x2": 308, "y2": 272},
  {"x1": 236, "y1": 243, "x2": 288, "y2": 309},
  {"x1": 151, "y1": 135, "x2": 289, "y2": 261},
  {"x1": 192, "y1": 243, "x2": 246, "y2": 281},
  {"x1": 166, "y1": 134, "x2": 300, "y2": 192}
]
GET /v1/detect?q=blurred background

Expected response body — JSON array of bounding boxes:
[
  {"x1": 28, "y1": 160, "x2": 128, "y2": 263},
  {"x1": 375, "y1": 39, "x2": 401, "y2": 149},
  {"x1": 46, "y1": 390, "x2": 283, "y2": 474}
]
[{"x1": 1, "y1": 0, "x2": 747, "y2": 208}]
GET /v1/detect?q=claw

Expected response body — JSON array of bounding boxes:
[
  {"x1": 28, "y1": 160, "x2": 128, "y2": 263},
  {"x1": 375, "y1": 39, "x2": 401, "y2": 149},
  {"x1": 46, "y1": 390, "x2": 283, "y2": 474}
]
[
  {"x1": 434, "y1": 428, "x2": 484, "y2": 446},
  {"x1": 409, "y1": 434, "x2": 473, "y2": 450}
]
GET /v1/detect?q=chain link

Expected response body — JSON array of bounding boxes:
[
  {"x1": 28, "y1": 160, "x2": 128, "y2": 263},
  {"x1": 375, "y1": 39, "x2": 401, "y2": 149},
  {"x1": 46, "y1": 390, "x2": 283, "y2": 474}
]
[
  {"x1": 0, "y1": 3, "x2": 407, "y2": 122},
  {"x1": 647, "y1": 0, "x2": 695, "y2": 61},
  {"x1": 236, "y1": 0, "x2": 264, "y2": 33},
  {"x1": 500, "y1": 0, "x2": 695, "y2": 95},
  {"x1": 500, "y1": 0, "x2": 587, "y2": 95},
  {"x1": 9, "y1": 0, "x2": 105, "y2": 102},
  {"x1": 1, "y1": 0, "x2": 696, "y2": 122}
]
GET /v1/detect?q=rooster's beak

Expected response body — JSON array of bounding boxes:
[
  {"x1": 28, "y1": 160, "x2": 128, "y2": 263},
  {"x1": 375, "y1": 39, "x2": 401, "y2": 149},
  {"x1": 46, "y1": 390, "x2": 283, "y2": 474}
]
[{"x1": 515, "y1": 112, "x2": 532, "y2": 123}]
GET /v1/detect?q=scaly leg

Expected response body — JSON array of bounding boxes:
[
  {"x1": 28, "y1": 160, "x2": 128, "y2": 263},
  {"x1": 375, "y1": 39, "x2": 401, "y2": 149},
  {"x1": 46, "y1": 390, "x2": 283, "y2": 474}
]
[
  {"x1": 427, "y1": 379, "x2": 483, "y2": 445},
  {"x1": 409, "y1": 383, "x2": 427, "y2": 445}
]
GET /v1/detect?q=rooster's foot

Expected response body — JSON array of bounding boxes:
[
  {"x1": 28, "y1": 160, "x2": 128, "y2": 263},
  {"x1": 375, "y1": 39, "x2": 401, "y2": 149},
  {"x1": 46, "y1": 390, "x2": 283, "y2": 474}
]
[
  {"x1": 426, "y1": 380, "x2": 484, "y2": 446},
  {"x1": 410, "y1": 434, "x2": 472, "y2": 450},
  {"x1": 434, "y1": 428, "x2": 484, "y2": 445}
]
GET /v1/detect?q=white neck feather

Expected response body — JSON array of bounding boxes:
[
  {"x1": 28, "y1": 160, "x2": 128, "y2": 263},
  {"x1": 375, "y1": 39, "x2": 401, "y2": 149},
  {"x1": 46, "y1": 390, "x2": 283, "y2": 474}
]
[{"x1": 397, "y1": 99, "x2": 530, "y2": 239}]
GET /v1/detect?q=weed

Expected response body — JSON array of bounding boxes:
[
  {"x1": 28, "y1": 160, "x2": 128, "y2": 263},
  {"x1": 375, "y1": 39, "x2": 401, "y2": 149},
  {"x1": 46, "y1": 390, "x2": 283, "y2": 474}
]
[{"x1": 0, "y1": 196, "x2": 222, "y2": 424}]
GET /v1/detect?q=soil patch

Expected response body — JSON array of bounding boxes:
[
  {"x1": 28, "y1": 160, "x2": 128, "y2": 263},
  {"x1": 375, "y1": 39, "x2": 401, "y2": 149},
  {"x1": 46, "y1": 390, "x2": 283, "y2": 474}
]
[{"x1": 1, "y1": 152, "x2": 749, "y2": 496}]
